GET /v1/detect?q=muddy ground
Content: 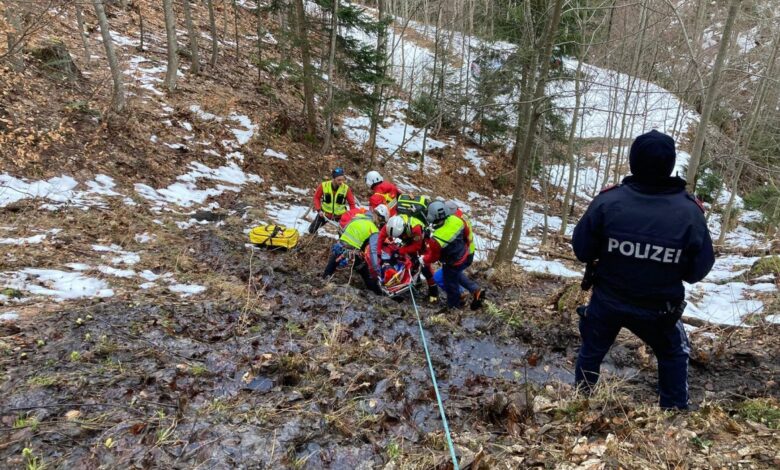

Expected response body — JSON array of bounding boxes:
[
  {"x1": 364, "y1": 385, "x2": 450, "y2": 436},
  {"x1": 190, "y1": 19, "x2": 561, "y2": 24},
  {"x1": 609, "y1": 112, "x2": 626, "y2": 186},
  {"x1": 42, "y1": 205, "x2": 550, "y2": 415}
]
[{"x1": 2, "y1": 230, "x2": 779, "y2": 469}]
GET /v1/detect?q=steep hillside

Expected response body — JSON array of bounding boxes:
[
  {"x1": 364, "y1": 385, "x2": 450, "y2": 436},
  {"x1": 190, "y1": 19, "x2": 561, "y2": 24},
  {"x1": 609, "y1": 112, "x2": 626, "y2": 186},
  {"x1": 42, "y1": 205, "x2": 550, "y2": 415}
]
[{"x1": 1, "y1": 1, "x2": 779, "y2": 468}]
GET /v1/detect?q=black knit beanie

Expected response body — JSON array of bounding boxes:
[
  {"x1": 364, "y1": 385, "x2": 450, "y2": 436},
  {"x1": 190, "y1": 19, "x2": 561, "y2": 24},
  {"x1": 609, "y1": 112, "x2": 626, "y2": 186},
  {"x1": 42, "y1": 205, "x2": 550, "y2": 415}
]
[{"x1": 629, "y1": 130, "x2": 676, "y2": 182}]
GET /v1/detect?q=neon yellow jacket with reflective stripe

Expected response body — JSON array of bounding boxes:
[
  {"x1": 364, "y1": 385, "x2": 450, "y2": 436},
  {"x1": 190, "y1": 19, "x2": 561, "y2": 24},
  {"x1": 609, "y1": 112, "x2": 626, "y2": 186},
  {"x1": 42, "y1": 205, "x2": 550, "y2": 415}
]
[
  {"x1": 432, "y1": 215, "x2": 467, "y2": 262},
  {"x1": 400, "y1": 213, "x2": 424, "y2": 233},
  {"x1": 321, "y1": 180, "x2": 350, "y2": 216},
  {"x1": 340, "y1": 216, "x2": 378, "y2": 250}
]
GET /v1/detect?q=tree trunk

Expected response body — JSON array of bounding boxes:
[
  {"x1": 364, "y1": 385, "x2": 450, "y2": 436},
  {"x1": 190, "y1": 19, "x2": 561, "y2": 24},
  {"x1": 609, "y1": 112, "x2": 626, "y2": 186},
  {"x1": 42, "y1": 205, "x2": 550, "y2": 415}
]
[
  {"x1": 256, "y1": 1, "x2": 263, "y2": 85},
  {"x1": 368, "y1": 0, "x2": 387, "y2": 164},
  {"x1": 718, "y1": 28, "x2": 779, "y2": 244},
  {"x1": 294, "y1": 0, "x2": 317, "y2": 136},
  {"x1": 494, "y1": 0, "x2": 564, "y2": 266},
  {"x1": 92, "y1": 0, "x2": 126, "y2": 112},
  {"x1": 559, "y1": 58, "x2": 584, "y2": 235},
  {"x1": 182, "y1": 0, "x2": 200, "y2": 74},
  {"x1": 138, "y1": 4, "x2": 146, "y2": 51},
  {"x1": 75, "y1": 3, "x2": 90, "y2": 64},
  {"x1": 233, "y1": 0, "x2": 239, "y2": 58},
  {"x1": 686, "y1": 0, "x2": 740, "y2": 193},
  {"x1": 223, "y1": 0, "x2": 229, "y2": 40},
  {"x1": 4, "y1": 6, "x2": 23, "y2": 72},
  {"x1": 322, "y1": 0, "x2": 339, "y2": 154},
  {"x1": 207, "y1": 0, "x2": 218, "y2": 66},
  {"x1": 539, "y1": 128, "x2": 550, "y2": 247},
  {"x1": 162, "y1": 0, "x2": 178, "y2": 92},
  {"x1": 613, "y1": 0, "x2": 648, "y2": 183},
  {"x1": 461, "y1": 0, "x2": 474, "y2": 136}
]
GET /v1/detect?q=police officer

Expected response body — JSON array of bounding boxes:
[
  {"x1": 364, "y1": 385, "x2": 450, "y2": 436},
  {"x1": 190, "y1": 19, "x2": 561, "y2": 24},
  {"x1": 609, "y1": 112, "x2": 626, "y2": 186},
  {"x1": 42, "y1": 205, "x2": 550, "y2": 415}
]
[{"x1": 572, "y1": 130, "x2": 715, "y2": 410}]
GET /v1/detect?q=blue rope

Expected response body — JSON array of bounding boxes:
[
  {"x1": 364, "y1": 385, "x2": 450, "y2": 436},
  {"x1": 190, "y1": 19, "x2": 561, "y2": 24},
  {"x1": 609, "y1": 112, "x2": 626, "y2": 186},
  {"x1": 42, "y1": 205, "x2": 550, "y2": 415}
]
[{"x1": 409, "y1": 286, "x2": 460, "y2": 470}]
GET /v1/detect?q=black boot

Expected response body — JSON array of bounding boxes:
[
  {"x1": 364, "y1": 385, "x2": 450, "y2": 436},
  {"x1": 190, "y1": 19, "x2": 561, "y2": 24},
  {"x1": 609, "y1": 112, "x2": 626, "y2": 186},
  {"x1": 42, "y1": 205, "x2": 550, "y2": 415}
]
[
  {"x1": 427, "y1": 284, "x2": 439, "y2": 304},
  {"x1": 470, "y1": 289, "x2": 485, "y2": 310}
]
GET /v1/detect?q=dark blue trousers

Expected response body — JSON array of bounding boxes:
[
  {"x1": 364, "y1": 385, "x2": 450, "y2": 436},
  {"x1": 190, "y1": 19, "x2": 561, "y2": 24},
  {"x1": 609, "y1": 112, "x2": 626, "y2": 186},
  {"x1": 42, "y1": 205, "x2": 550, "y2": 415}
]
[
  {"x1": 575, "y1": 289, "x2": 690, "y2": 410},
  {"x1": 442, "y1": 254, "x2": 479, "y2": 308}
]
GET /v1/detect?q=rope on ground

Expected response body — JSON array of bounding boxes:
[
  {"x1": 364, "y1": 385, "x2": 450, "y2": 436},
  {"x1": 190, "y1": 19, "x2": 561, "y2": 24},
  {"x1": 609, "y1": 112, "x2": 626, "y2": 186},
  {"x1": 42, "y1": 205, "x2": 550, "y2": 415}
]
[{"x1": 408, "y1": 285, "x2": 460, "y2": 470}]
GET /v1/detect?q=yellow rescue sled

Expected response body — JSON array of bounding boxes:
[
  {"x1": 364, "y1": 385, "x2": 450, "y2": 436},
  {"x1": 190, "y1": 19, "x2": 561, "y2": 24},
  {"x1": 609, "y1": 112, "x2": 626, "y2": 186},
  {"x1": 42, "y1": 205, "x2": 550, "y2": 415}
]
[{"x1": 249, "y1": 225, "x2": 299, "y2": 250}]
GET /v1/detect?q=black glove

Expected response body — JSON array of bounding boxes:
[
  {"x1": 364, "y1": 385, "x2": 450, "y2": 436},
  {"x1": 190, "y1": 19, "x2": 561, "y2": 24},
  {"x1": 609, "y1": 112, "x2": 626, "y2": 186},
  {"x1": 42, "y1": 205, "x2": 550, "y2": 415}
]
[
  {"x1": 660, "y1": 300, "x2": 687, "y2": 328},
  {"x1": 581, "y1": 261, "x2": 598, "y2": 291}
]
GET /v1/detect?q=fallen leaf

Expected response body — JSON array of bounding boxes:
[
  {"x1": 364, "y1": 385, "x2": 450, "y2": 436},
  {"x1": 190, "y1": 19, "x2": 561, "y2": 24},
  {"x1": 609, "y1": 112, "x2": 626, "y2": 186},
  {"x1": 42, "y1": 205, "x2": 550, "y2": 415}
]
[{"x1": 129, "y1": 423, "x2": 146, "y2": 435}]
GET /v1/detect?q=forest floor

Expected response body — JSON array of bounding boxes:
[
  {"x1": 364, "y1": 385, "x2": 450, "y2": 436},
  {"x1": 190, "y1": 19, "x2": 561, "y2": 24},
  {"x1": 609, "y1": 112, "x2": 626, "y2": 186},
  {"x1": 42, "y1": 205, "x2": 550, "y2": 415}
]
[
  {"x1": 2, "y1": 1, "x2": 780, "y2": 468},
  {"x1": 1, "y1": 205, "x2": 778, "y2": 468}
]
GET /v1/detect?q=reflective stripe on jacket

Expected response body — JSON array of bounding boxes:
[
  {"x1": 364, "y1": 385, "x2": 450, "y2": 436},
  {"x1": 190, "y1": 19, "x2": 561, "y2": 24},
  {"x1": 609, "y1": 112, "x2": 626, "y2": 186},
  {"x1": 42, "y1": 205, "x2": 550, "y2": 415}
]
[
  {"x1": 431, "y1": 215, "x2": 468, "y2": 265},
  {"x1": 321, "y1": 180, "x2": 350, "y2": 216},
  {"x1": 340, "y1": 216, "x2": 378, "y2": 250}
]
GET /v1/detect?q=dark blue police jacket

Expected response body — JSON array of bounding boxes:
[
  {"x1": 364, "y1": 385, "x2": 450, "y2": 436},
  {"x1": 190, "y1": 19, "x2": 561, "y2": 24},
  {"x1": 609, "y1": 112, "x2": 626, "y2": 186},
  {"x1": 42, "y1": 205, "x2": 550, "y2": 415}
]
[{"x1": 572, "y1": 175, "x2": 715, "y2": 308}]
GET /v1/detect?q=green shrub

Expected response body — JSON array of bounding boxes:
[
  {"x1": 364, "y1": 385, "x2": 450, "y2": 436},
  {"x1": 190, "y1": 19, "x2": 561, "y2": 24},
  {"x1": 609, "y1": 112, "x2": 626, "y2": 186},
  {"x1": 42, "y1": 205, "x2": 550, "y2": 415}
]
[
  {"x1": 738, "y1": 399, "x2": 780, "y2": 429},
  {"x1": 748, "y1": 256, "x2": 780, "y2": 278},
  {"x1": 744, "y1": 185, "x2": 780, "y2": 227},
  {"x1": 695, "y1": 170, "x2": 724, "y2": 204}
]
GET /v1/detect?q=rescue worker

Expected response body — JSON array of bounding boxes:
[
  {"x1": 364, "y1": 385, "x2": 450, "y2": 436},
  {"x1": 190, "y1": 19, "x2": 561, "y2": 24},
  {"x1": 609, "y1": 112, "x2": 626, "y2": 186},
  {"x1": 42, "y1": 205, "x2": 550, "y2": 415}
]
[
  {"x1": 444, "y1": 200, "x2": 476, "y2": 258},
  {"x1": 423, "y1": 201, "x2": 484, "y2": 310},
  {"x1": 572, "y1": 130, "x2": 715, "y2": 410},
  {"x1": 366, "y1": 170, "x2": 400, "y2": 211},
  {"x1": 338, "y1": 206, "x2": 368, "y2": 230},
  {"x1": 310, "y1": 167, "x2": 356, "y2": 234},
  {"x1": 381, "y1": 215, "x2": 438, "y2": 301},
  {"x1": 338, "y1": 204, "x2": 390, "y2": 231},
  {"x1": 373, "y1": 204, "x2": 391, "y2": 229},
  {"x1": 323, "y1": 212, "x2": 382, "y2": 294}
]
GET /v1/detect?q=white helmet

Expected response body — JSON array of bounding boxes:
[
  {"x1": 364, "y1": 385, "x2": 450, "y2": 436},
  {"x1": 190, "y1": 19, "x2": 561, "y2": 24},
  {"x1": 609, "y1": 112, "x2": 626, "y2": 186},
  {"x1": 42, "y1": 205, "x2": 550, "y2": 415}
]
[
  {"x1": 426, "y1": 201, "x2": 448, "y2": 225},
  {"x1": 374, "y1": 204, "x2": 390, "y2": 222},
  {"x1": 365, "y1": 170, "x2": 383, "y2": 188},
  {"x1": 386, "y1": 215, "x2": 406, "y2": 238}
]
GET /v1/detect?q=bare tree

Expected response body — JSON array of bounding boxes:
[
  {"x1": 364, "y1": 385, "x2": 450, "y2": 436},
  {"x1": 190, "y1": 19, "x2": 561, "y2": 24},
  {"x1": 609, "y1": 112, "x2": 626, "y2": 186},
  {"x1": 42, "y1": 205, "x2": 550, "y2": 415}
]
[
  {"x1": 367, "y1": 0, "x2": 387, "y2": 164},
  {"x1": 718, "y1": 29, "x2": 780, "y2": 244},
  {"x1": 137, "y1": 3, "x2": 146, "y2": 51},
  {"x1": 92, "y1": 0, "x2": 126, "y2": 112},
  {"x1": 256, "y1": 0, "x2": 264, "y2": 85},
  {"x1": 686, "y1": 0, "x2": 740, "y2": 192},
  {"x1": 560, "y1": 3, "x2": 604, "y2": 235},
  {"x1": 74, "y1": 3, "x2": 90, "y2": 64},
  {"x1": 294, "y1": 0, "x2": 317, "y2": 136},
  {"x1": 322, "y1": 0, "x2": 339, "y2": 154},
  {"x1": 182, "y1": 0, "x2": 200, "y2": 74},
  {"x1": 163, "y1": 0, "x2": 179, "y2": 92},
  {"x1": 206, "y1": 0, "x2": 219, "y2": 66},
  {"x1": 4, "y1": 4, "x2": 24, "y2": 71},
  {"x1": 494, "y1": 0, "x2": 565, "y2": 265},
  {"x1": 233, "y1": 0, "x2": 239, "y2": 58},
  {"x1": 559, "y1": 59, "x2": 584, "y2": 236},
  {"x1": 611, "y1": 0, "x2": 648, "y2": 183}
]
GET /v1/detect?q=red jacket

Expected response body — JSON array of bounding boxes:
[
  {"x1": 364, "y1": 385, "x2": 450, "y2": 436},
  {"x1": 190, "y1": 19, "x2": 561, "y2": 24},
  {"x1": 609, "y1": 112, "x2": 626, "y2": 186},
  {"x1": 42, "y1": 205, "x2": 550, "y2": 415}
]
[
  {"x1": 370, "y1": 181, "x2": 400, "y2": 201},
  {"x1": 369, "y1": 193, "x2": 398, "y2": 216},
  {"x1": 313, "y1": 182, "x2": 356, "y2": 213},
  {"x1": 423, "y1": 222, "x2": 471, "y2": 266},
  {"x1": 378, "y1": 223, "x2": 425, "y2": 257}
]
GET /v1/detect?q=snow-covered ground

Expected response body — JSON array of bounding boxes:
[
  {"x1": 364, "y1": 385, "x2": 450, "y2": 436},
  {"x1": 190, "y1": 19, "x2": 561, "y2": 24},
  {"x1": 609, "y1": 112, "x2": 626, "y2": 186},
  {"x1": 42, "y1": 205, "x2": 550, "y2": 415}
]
[
  {"x1": 342, "y1": 100, "x2": 451, "y2": 156},
  {"x1": 686, "y1": 281, "x2": 776, "y2": 326}
]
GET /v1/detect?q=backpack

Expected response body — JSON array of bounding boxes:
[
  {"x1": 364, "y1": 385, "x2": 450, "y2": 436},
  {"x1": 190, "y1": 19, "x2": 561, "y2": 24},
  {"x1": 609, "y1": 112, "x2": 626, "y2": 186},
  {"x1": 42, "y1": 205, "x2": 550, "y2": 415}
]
[
  {"x1": 396, "y1": 194, "x2": 430, "y2": 224},
  {"x1": 249, "y1": 225, "x2": 299, "y2": 250}
]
